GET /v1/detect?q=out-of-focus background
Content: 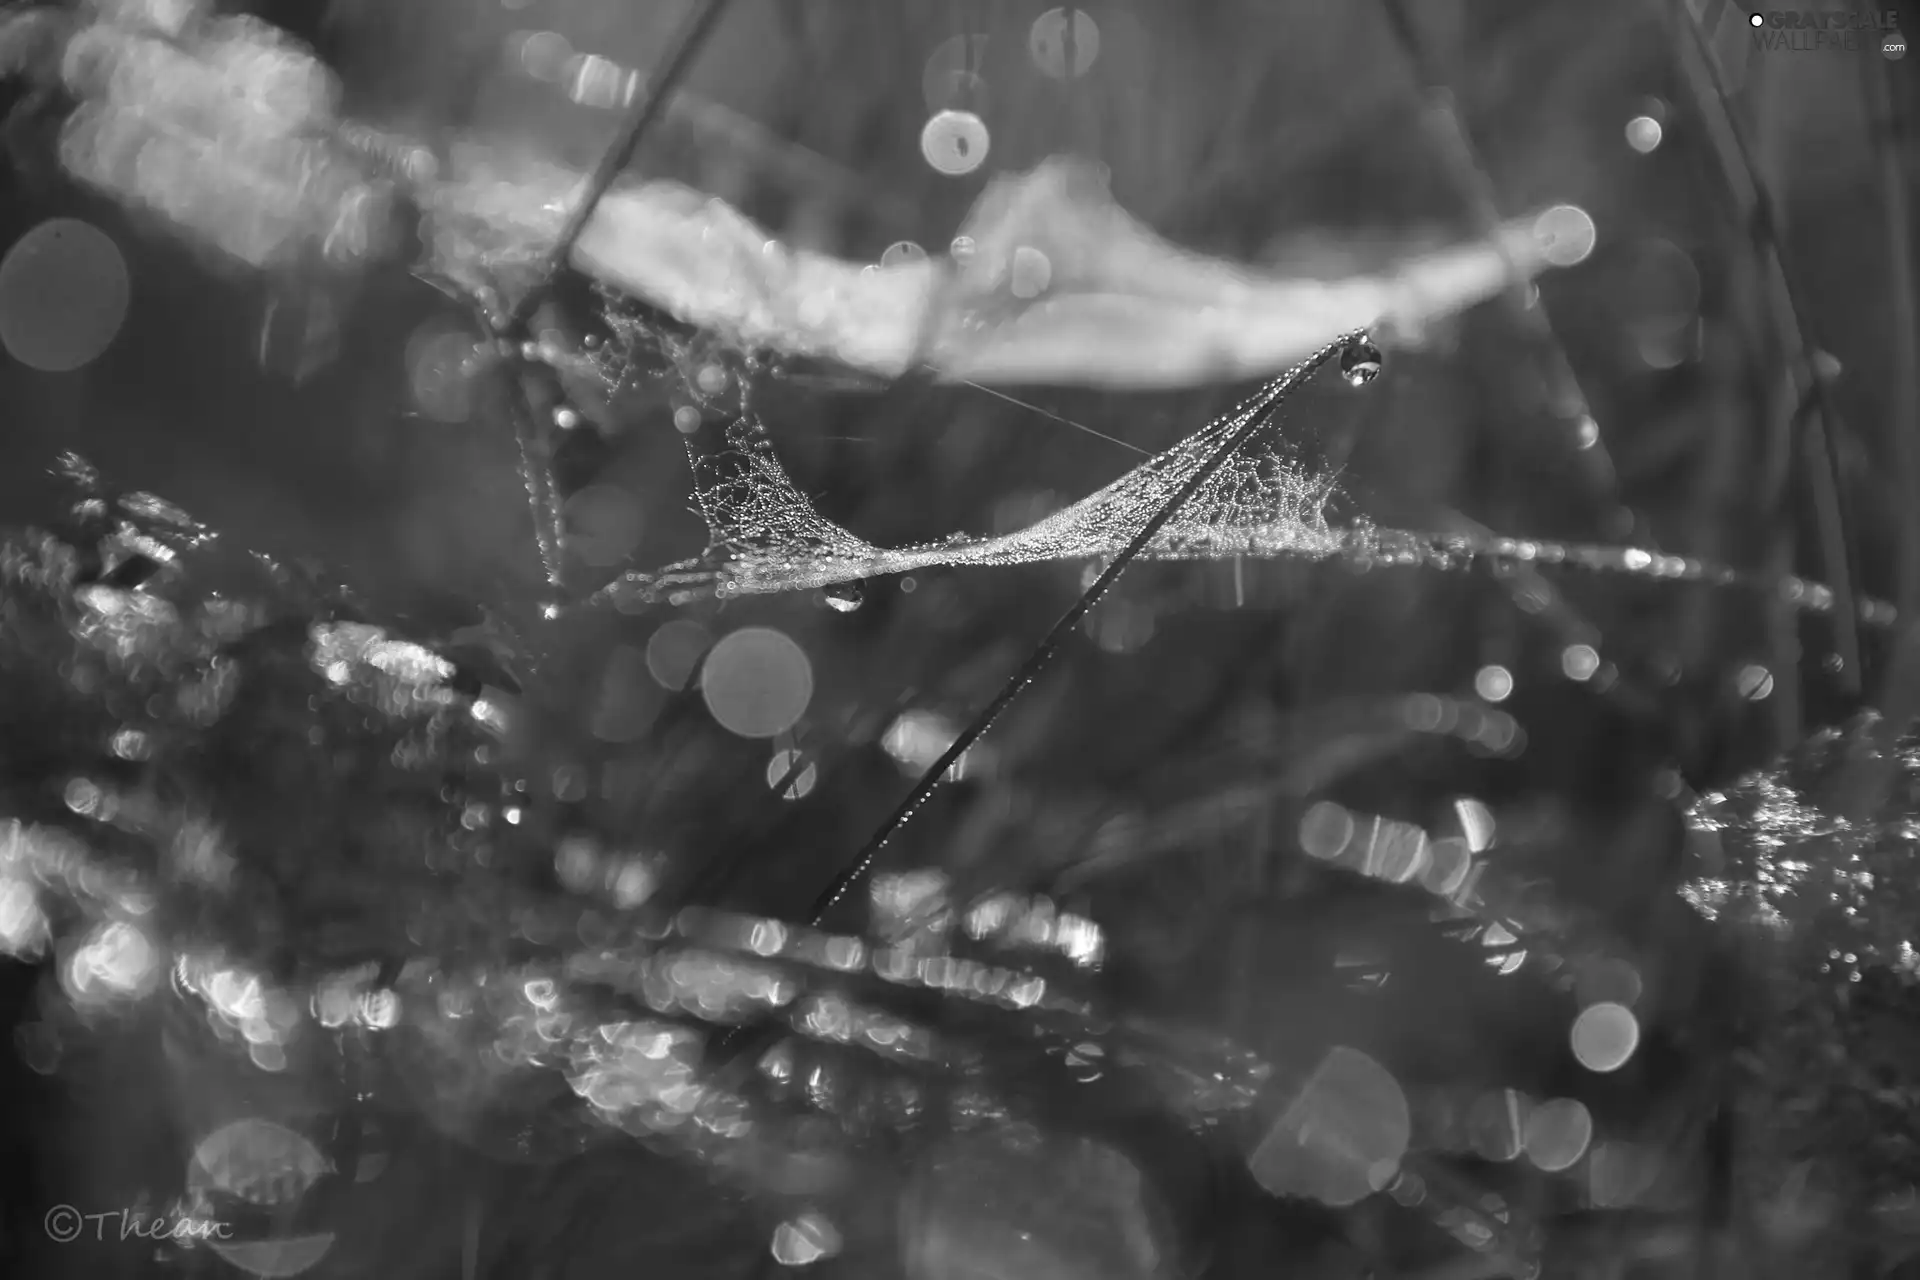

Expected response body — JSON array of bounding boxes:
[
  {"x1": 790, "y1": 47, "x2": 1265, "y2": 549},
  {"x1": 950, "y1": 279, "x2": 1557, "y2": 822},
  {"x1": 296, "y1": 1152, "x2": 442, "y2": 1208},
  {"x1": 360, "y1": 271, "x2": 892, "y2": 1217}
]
[{"x1": 0, "y1": 1, "x2": 1917, "y2": 1278}]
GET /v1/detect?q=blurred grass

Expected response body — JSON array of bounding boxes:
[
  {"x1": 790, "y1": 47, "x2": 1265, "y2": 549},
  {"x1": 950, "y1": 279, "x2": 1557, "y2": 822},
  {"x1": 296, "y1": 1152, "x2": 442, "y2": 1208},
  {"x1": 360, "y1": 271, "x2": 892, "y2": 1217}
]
[{"x1": 0, "y1": 1, "x2": 1917, "y2": 1276}]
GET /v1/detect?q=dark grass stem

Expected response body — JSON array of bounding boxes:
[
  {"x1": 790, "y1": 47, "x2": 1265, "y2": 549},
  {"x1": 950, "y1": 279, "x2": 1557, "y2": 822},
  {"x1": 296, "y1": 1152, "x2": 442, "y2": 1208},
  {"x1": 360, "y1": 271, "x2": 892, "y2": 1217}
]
[
  {"x1": 1668, "y1": 0, "x2": 1864, "y2": 695},
  {"x1": 800, "y1": 335, "x2": 1363, "y2": 930},
  {"x1": 507, "y1": 0, "x2": 735, "y2": 338},
  {"x1": 1828, "y1": 51, "x2": 1920, "y2": 825},
  {"x1": 502, "y1": 365, "x2": 568, "y2": 593},
  {"x1": 1866, "y1": 47, "x2": 1919, "y2": 621},
  {"x1": 1374, "y1": 0, "x2": 1620, "y2": 505},
  {"x1": 497, "y1": 0, "x2": 734, "y2": 594},
  {"x1": 1372, "y1": 0, "x2": 1669, "y2": 741}
]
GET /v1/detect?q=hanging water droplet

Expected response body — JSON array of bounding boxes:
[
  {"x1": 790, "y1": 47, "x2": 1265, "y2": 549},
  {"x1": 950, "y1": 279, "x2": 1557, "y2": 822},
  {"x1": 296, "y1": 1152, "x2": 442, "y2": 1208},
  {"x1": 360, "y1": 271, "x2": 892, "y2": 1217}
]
[
  {"x1": 824, "y1": 581, "x2": 866, "y2": 613},
  {"x1": 1340, "y1": 338, "x2": 1383, "y2": 387},
  {"x1": 921, "y1": 110, "x2": 991, "y2": 177},
  {"x1": 882, "y1": 241, "x2": 928, "y2": 268}
]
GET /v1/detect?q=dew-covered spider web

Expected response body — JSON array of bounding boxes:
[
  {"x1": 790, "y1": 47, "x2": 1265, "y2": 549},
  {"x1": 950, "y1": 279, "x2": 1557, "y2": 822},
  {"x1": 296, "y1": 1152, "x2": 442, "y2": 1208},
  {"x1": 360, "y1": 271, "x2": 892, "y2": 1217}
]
[
  {"x1": 594, "y1": 383, "x2": 1360, "y2": 608},
  {"x1": 588, "y1": 343, "x2": 1899, "y2": 632}
]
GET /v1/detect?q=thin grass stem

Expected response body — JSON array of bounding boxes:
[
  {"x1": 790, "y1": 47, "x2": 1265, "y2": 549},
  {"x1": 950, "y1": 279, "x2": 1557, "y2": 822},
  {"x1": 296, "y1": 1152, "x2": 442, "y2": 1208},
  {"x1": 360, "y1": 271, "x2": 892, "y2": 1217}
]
[{"x1": 801, "y1": 335, "x2": 1362, "y2": 929}]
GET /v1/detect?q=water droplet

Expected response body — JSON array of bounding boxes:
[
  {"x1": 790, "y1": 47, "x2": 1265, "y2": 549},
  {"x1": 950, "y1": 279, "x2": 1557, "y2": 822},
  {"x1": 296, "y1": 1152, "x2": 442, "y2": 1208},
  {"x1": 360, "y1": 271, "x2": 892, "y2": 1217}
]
[
  {"x1": 1339, "y1": 338, "x2": 1383, "y2": 387},
  {"x1": 1533, "y1": 205, "x2": 1598, "y2": 267},
  {"x1": 1522, "y1": 1098, "x2": 1593, "y2": 1172},
  {"x1": 921, "y1": 35, "x2": 991, "y2": 113},
  {"x1": 824, "y1": 581, "x2": 865, "y2": 613},
  {"x1": 1473, "y1": 664, "x2": 1514, "y2": 703},
  {"x1": 1571, "y1": 1001, "x2": 1640, "y2": 1073},
  {"x1": 553, "y1": 406, "x2": 580, "y2": 429},
  {"x1": 1560, "y1": 644, "x2": 1601, "y2": 682},
  {"x1": 881, "y1": 241, "x2": 928, "y2": 269},
  {"x1": 921, "y1": 110, "x2": 991, "y2": 177},
  {"x1": 1736, "y1": 663, "x2": 1774, "y2": 701},
  {"x1": 672, "y1": 405, "x2": 702, "y2": 433},
  {"x1": 646, "y1": 620, "x2": 713, "y2": 691},
  {"x1": 767, "y1": 748, "x2": 818, "y2": 800},
  {"x1": 1029, "y1": 8, "x2": 1101, "y2": 79},
  {"x1": 518, "y1": 30, "x2": 575, "y2": 83}
]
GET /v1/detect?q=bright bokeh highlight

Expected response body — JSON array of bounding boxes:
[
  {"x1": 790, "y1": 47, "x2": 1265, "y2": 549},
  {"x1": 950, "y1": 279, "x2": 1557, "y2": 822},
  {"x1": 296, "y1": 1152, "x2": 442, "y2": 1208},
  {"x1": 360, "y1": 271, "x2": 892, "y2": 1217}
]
[
  {"x1": 1571, "y1": 1001, "x2": 1641, "y2": 1073},
  {"x1": 701, "y1": 627, "x2": 813, "y2": 739}
]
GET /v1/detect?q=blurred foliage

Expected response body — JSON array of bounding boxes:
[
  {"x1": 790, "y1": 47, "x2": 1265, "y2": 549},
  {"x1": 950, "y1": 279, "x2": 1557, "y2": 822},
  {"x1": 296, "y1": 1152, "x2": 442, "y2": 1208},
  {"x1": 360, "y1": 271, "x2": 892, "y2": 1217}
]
[{"x1": 0, "y1": 2, "x2": 1918, "y2": 1280}]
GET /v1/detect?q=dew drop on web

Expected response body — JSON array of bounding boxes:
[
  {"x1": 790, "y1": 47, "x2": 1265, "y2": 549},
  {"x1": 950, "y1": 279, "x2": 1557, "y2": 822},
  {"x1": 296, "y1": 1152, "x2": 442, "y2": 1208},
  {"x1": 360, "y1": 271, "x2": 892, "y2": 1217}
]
[
  {"x1": 824, "y1": 580, "x2": 866, "y2": 613},
  {"x1": 1339, "y1": 337, "x2": 1383, "y2": 388}
]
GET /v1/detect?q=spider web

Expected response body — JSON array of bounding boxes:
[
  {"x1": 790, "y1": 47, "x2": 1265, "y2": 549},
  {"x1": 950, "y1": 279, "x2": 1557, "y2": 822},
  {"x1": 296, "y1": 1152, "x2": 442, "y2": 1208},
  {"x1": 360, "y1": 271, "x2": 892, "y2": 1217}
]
[
  {"x1": 590, "y1": 376, "x2": 1420, "y2": 609},
  {"x1": 588, "y1": 370, "x2": 1896, "y2": 631}
]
